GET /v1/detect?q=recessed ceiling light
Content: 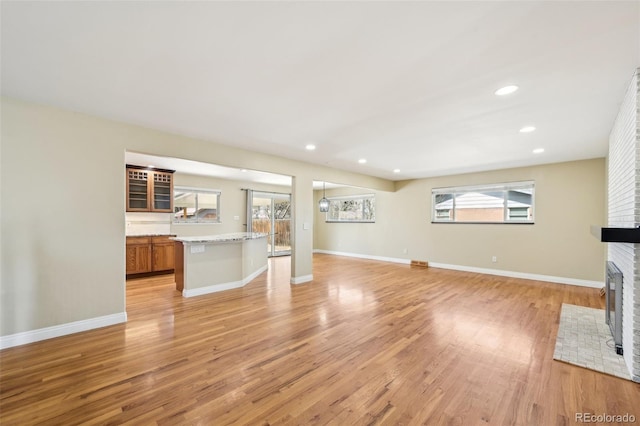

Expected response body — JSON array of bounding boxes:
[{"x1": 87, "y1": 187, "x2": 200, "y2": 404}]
[
  {"x1": 305, "y1": 144, "x2": 316, "y2": 151},
  {"x1": 520, "y1": 126, "x2": 536, "y2": 133},
  {"x1": 533, "y1": 148, "x2": 545, "y2": 154},
  {"x1": 495, "y1": 85, "x2": 519, "y2": 96},
  {"x1": 241, "y1": 169, "x2": 248, "y2": 172},
  {"x1": 393, "y1": 169, "x2": 400, "y2": 173},
  {"x1": 147, "y1": 164, "x2": 155, "y2": 168},
  {"x1": 358, "y1": 159, "x2": 367, "y2": 164}
]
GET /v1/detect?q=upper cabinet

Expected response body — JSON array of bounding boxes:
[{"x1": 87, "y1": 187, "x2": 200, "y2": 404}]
[
  {"x1": 126, "y1": 168, "x2": 150, "y2": 211},
  {"x1": 126, "y1": 165, "x2": 175, "y2": 212},
  {"x1": 152, "y1": 171, "x2": 173, "y2": 211}
]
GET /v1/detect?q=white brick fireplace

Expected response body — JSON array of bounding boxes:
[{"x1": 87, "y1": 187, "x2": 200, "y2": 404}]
[{"x1": 607, "y1": 68, "x2": 639, "y2": 381}]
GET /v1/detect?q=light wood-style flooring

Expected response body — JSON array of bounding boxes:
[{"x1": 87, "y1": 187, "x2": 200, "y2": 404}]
[{"x1": 1, "y1": 254, "x2": 638, "y2": 425}]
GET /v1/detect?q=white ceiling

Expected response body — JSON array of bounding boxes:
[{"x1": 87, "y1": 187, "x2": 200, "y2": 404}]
[{"x1": 2, "y1": 1, "x2": 639, "y2": 180}]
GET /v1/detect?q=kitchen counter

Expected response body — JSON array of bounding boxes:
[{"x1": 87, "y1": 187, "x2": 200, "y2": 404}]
[
  {"x1": 126, "y1": 233, "x2": 175, "y2": 237},
  {"x1": 173, "y1": 233, "x2": 268, "y2": 297},
  {"x1": 171, "y1": 232, "x2": 267, "y2": 243}
]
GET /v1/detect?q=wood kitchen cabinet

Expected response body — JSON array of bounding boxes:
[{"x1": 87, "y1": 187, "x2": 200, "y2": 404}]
[
  {"x1": 151, "y1": 236, "x2": 175, "y2": 272},
  {"x1": 126, "y1": 235, "x2": 175, "y2": 276},
  {"x1": 126, "y1": 165, "x2": 174, "y2": 213},
  {"x1": 126, "y1": 237, "x2": 152, "y2": 274}
]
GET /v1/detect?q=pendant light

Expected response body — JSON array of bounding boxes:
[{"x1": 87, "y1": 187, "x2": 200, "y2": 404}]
[{"x1": 318, "y1": 182, "x2": 329, "y2": 212}]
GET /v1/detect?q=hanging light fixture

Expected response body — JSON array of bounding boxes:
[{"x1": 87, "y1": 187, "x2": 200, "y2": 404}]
[{"x1": 318, "y1": 181, "x2": 329, "y2": 212}]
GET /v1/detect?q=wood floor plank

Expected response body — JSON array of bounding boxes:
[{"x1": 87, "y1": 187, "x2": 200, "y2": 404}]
[{"x1": 1, "y1": 254, "x2": 638, "y2": 425}]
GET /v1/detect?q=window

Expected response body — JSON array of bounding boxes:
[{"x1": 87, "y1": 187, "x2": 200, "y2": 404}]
[
  {"x1": 173, "y1": 187, "x2": 221, "y2": 223},
  {"x1": 432, "y1": 181, "x2": 534, "y2": 224},
  {"x1": 326, "y1": 194, "x2": 375, "y2": 222}
]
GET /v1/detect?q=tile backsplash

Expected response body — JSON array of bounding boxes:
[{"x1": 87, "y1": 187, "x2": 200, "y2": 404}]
[{"x1": 126, "y1": 212, "x2": 171, "y2": 236}]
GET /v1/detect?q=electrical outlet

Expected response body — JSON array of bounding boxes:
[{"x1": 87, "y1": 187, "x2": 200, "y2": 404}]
[
  {"x1": 492, "y1": 256, "x2": 497, "y2": 263},
  {"x1": 191, "y1": 245, "x2": 205, "y2": 254},
  {"x1": 403, "y1": 248, "x2": 408, "y2": 254}
]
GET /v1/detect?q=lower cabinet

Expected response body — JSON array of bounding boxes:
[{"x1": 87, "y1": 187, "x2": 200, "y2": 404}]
[
  {"x1": 151, "y1": 236, "x2": 175, "y2": 272},
  {"x1": 126, "y1": 235, "x2": 175, "y2": 275},
  {"x1": 126, "y1": 237, "x2": 152, "y2": 274}
]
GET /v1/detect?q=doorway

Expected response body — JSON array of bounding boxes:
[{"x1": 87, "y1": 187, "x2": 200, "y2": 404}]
[
  {"x1": 247, "y1": 191, "x2": 291, "y2": 257},
  {"x1": 249, "y1": 191, "x2": 291, "y2": 257}
]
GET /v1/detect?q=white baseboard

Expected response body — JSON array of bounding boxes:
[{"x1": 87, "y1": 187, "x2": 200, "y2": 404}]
[
  {"x1": 312, "y1": 250, "x2": 602, "y2": 289},
  {"x1": 428, "y1": 262, "x2": 603, "y2": 288},
  {"x1": 0, "y1": 312, "x2": 127, "y2": 350},
  {"x1": 183, "y1": 264, "x2": 268, "y2": 297},
  {"x1": 183, "y1": 280, "x2": 244, "y2": 297},
  {"x1": 291, "y1": 274, "x2": 313, "y2": 285},
  {"x1": 313, "y1": 249, "x2": 411, "y2": 265}
]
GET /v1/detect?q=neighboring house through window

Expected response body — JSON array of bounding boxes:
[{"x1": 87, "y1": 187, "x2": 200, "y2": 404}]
[{"x1": 432, "y1": 181, "x2": 534, "y2": 223}]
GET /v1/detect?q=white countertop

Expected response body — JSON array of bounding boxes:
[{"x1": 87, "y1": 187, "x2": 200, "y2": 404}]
[
  {"x1": 171, "y1": 232, "x2": 268, "y2": 243},
  {"x1": 126, "y1": 234, "x2": 175, "y2": 237}
]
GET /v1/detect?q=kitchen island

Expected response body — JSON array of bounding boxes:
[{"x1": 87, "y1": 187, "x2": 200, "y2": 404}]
[{"x1": 172, "y1": 232, "x2": 268, "y2": 297}]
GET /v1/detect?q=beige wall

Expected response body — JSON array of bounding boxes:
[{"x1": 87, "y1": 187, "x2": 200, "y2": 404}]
[
  {"x1": 291, "y1": 175, "x2": 315, "y2": 283},
  {"x1": 0, "y1": 97, "x2": 391, "y2": 337},
  {"x1": 2, "y1": 99, "x2": 128, "y2": 335},
  {"x1": 315, "y1": 159, "x2": 606, "y2": 282}
]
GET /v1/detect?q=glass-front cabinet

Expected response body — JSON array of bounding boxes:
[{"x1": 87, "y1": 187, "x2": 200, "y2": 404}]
[
  {"x1": 152, "y1": 171, "x2": 173, "y2": 211},
  {"x1": 126, "y1": 165, "x2": 174, "y2": 212},
  {"x1": 126, "y1": 168, "x2": 150, "y2": 211}
]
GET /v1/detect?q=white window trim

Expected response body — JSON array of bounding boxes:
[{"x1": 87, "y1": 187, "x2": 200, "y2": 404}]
[
  {"x1": 173, "y1": 186, "x2": 222, "y2": 224},
  {"x1": 325, "y1": 193, "x2": 376, "y2": 223},
  {"x1": 431, "y1": 181, "x2": 535, "y2": 224}
]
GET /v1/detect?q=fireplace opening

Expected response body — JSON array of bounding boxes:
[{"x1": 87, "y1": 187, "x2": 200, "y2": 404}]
[{"x1": 605, "y1": 261, "x2": 623, "y2": 355}]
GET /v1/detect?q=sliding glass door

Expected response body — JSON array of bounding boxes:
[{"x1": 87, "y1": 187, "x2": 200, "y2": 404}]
[{"x1": 249, "y1": 191, "x2": 291, "y2": 257}]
